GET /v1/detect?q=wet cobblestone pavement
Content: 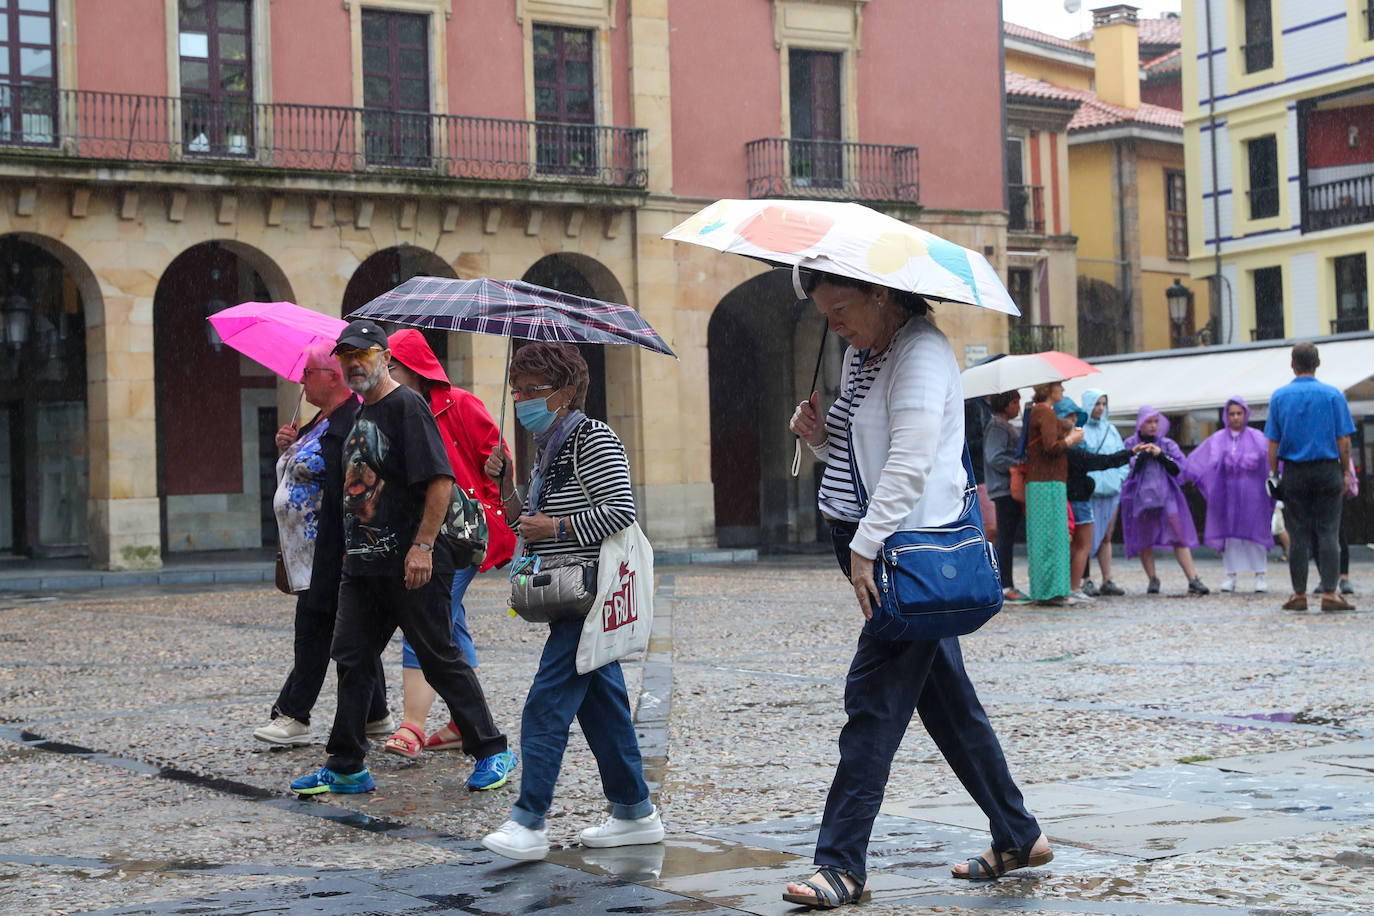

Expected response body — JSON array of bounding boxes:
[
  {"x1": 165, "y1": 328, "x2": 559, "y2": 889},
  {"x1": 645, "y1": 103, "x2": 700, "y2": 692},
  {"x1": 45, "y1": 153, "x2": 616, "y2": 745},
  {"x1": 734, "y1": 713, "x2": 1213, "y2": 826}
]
[{"x1": 1, "y1": 554, "x2": 1372, "y2": 915}]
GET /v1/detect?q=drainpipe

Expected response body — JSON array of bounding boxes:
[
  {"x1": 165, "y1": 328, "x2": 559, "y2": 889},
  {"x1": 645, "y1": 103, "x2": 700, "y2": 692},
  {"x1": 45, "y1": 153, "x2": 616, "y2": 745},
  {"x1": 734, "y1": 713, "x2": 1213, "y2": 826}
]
[
  {"x1": 1115, "y1": 138, "x2": 1133, "y2": 352},
  {"x1": 1204, "y1": 0, "x2": 1225, "y2": 341}
]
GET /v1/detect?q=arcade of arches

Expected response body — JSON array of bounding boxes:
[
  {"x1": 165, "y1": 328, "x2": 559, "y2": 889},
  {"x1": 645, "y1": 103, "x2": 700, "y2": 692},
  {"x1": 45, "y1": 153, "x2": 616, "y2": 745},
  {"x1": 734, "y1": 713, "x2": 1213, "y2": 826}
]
[{"x1": 0, "y1": 184, "x2": 1012, "y2": 569}]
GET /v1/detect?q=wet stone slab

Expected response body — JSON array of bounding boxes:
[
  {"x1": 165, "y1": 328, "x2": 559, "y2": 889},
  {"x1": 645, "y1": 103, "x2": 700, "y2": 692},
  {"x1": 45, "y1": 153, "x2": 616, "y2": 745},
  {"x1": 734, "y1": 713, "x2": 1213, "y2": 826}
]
[
  {"x1": 1189, "y1": 739, "x2": 1374, "y2": 785},
  {"x1": 1045, "y1": 802, "x2": 1332, "y2": 859},
  {"x1": 882, "y1": 783, "x2": 1176, "y2": 827},
  {"x1": 1078, "y1": 762, "x2": 1374, "y2": 824},
  {"x1": 654, "y1": 860, "x2": 938, "y2": 916},
  {"x1": 367, "y1": 858, "x2": 734, "y2": 914}
]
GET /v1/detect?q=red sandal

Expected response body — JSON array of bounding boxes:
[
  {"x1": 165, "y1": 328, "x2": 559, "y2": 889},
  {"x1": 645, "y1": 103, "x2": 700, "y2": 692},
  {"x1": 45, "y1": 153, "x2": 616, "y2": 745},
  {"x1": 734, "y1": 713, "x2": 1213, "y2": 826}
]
[
  {"x1": 383, "y1": 722, "x2": 425, "y2": 759},
  {"x1": 424, "y1": 720, "x2": 463, "y2": 751}
]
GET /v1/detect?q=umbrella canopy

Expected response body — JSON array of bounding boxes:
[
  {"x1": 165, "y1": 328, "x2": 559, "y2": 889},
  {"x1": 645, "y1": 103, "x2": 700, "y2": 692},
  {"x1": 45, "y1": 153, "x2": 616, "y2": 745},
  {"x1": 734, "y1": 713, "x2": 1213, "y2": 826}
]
[
  {"x1": 207, "y1": 301, "x2": 348, "y2": 382},
  {"x1": 959, "y1": 350, "x2": 1099, "y2": 400},
  {"x1": 348, "y1": 276, "x2": 676, "y2": 358},
  {"x1": 664, "y1": 198, "x2": 1020, "y2": 316}
]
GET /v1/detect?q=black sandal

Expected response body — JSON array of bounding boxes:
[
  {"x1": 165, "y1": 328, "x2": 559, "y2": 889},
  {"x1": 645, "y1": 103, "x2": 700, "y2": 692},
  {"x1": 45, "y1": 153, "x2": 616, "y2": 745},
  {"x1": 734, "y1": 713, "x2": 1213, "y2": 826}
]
[
  {"x1": 953, "y1": 834, "x2": 1053, "y2": 881},
  {"x1": 781, "y1": 865, "x2": 872, "y2": 909}
]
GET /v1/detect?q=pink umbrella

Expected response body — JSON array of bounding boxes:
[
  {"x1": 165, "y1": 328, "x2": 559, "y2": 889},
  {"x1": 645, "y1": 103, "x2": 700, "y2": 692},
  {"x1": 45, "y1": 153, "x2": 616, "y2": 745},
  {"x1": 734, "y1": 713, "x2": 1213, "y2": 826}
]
[
  {"x1": 207, "y1": 301, "x2": 348, "y2": 383},
  {"x1": 959, "y1": 350, "x2": 1099, "y2": 399}
]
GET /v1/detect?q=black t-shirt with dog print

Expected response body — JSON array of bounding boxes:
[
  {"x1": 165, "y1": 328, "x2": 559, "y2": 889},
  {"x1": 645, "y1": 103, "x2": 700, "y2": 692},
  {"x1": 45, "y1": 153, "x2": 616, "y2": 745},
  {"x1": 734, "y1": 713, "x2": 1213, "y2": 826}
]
[{"x1": 341, "y1": 384, "x2": 454, "y2": 577}]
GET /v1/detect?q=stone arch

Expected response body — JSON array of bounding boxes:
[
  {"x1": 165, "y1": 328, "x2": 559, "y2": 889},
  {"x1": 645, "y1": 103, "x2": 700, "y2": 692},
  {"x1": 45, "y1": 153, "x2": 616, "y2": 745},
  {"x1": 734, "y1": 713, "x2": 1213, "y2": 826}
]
[
  {"x1": 342, "y1": 245, "x2": 457, "y2": 359},
  {"x1": 0, "y1": 232, "x2": 98, "y2": 557},
  {"x1": 153, "y1": 239, "x2": 290, "y2": 552},
  {"x1": 707, "y1": 269, "x2": 830, "y2": 549}
]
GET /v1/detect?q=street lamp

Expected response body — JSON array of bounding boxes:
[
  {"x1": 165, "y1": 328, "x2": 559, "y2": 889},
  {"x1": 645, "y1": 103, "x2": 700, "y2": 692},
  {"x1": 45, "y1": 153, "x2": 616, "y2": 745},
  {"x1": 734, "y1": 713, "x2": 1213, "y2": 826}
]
[
  {"x1": 203, "y1": 266, "x2": 229, "y2": 354},
  {"x1": 1166, "y1": 279, "x2": 1213, "y2": 347}
]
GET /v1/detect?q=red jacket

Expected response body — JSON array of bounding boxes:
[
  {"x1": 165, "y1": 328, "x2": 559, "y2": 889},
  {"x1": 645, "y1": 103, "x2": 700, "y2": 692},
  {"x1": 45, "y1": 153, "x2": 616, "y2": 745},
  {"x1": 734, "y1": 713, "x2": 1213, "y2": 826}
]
[{"x1": 389, "y1": 330, "x2": 516, "y2": 571}]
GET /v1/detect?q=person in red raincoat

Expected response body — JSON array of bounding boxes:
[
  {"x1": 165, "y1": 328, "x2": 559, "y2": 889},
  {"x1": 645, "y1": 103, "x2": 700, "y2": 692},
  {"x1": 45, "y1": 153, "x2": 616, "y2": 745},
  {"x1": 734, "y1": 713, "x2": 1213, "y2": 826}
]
[{"x1": 379, "y1": 329, "x2": 517, "y2": 758}]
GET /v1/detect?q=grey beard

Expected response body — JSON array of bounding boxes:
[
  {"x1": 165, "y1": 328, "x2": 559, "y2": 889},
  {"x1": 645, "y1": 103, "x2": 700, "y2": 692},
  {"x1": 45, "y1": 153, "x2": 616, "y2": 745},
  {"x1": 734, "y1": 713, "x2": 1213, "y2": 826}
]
[{"x1": 347, "y1": 361, "x2": 386, "y2": 395}]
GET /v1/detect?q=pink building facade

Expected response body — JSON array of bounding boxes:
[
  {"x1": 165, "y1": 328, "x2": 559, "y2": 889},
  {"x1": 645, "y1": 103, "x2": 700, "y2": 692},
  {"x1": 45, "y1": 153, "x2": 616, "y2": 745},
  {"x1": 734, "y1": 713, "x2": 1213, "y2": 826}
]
[{"x1": 0, "y1": 0, "x2": 1011, "y2": 565}]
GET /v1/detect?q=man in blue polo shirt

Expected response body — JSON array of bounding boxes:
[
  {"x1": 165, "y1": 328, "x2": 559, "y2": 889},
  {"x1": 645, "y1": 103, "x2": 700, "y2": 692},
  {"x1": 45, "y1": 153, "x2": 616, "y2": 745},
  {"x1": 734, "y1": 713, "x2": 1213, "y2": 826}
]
[{"x1": 1265, "y1": 341, "x2": 1356, "y2": 612}]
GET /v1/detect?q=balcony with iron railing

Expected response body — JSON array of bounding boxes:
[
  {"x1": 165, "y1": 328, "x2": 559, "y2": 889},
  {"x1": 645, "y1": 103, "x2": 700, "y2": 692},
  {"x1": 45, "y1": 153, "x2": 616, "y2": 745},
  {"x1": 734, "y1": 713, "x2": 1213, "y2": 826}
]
[
  {"x1": 1008, "y1": 323, "x2": 1063, "y2": 354},
  {"x1": 1331, "y1": 314, "x2": 1369, "y2": 334},
  {"x1": 744, "y1": 137, "x2": 919, "y2": 204},
  {"x1": 1007, "y1": 184, "x2": 1045, "y2": 233},
  {"x1": 0, "y1": 84, "x2": 648, "y2": 192},
  {"x1": 1304, "y1": 173, "x2": 1374, "y2": 232}
]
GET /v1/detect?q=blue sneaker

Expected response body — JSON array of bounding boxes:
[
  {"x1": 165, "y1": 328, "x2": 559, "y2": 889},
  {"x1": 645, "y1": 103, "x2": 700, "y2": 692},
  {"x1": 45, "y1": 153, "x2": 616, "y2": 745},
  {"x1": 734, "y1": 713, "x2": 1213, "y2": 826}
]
[
  {"x1": 467, "y1": 749, "x2": 517, "y2": 791},
  {"x1": 290, "y1": 766, "x2": 375, "y2": 795}
]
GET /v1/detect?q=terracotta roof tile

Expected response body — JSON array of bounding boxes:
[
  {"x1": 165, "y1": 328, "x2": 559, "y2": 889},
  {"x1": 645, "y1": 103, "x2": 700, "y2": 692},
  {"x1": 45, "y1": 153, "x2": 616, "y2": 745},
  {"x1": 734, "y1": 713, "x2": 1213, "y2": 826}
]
[
  {"x1": 1004, "y1": 21, "x2": 1092, "y2": 55},
  {"x1": 1006, "y1": 70, "x2": 1181, "y2": 131},
  {"x1": 1143, "y1": 47, "x2": 1182, "y2": 73},
  {"x1": 1072, "y1": 16, "x2": 1182, "y2": 48},
  {"x1": 1068, "y1": 94, "x2": 1183, "y2": 131},
  {"x1": 1137, "y1": 16, "x2": 1182, "y2": 47},
  {"x1": 1005, "y1": 71, "x2": 1085, "y2": 105}
]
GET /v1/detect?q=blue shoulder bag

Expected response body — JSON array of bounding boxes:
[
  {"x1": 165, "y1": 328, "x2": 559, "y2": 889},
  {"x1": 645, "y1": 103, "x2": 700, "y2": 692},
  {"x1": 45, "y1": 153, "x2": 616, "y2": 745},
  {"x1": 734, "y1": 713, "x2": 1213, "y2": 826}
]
[{"x1": 848, "y1": 432, "x2": 1004, "y2": 641}]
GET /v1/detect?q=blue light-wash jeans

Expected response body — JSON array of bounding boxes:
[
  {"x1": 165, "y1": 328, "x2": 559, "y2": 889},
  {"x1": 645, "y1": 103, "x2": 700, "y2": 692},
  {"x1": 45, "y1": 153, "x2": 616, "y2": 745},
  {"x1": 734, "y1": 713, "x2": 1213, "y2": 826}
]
[
  {"x1": 510, "y1": 618, "x2": 653, "y2": 831},
  {"x1": 401, "y1": 565, "x2": 478, "y2": 668}
]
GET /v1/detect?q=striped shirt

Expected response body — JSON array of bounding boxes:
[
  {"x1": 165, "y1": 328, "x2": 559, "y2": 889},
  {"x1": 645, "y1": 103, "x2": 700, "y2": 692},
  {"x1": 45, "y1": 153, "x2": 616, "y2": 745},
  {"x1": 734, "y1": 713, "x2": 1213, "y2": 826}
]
[
  {"x1": 522, "y1": 418, "x2": 636, "y2": 561},
  {"x1": 818, "y1": 347, "x2": 891, "y2": 522}
]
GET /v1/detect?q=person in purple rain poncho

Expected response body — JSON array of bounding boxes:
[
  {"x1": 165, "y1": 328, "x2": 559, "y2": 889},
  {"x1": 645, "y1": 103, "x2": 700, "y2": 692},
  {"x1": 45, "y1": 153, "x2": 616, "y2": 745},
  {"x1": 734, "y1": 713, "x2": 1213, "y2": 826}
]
[
  {"x1": 1183, "y1": 397, "x2": 1274, "y2": 593},
  {"x1": 1121, "y1": 406, "x2": 1209, "y2": 595}
]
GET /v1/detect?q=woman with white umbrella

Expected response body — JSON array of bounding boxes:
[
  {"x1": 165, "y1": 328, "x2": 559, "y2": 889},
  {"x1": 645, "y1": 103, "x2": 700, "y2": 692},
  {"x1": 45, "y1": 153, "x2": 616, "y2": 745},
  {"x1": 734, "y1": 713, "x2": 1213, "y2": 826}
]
[{"x1": 785, "y1": 270, "x2": 1050, "y2": 907}]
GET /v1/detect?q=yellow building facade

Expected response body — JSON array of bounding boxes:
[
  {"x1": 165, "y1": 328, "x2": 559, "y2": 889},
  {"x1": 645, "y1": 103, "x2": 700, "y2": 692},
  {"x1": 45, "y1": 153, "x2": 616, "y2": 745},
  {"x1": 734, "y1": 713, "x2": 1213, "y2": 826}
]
[
  {"x1": 1005, "y1": 6, "x2": 1206, "y2": 357},
  {"x1": 1183, "y1": 0, "x2": 1374, "y2": 345}
]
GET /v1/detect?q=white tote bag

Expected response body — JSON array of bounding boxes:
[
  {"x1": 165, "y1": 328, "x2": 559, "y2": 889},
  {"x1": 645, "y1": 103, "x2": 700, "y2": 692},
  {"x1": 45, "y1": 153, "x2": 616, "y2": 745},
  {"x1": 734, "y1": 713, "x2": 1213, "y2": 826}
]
[{"x1": 575, "y1": 522, "x2": 654, "y2": 674}]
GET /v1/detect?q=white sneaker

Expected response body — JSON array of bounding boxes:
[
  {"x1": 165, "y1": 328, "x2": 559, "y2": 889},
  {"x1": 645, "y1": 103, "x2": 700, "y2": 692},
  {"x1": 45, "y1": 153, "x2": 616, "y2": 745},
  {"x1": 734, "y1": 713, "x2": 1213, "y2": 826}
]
[
  {"x1": 1068, "y1": 590, "x2": 1095, "y2": 602},
  {"x1": 580, "y1": 808, "x2": 665, "y2": 848},
  {"x1": 1220, "y1": 575, "x2": 1236, "y2": 593},
  {"x1": 365, "y1": 713, "x2": 396, "y2": 737},
  {"x1": 482, "y1": 820, "x2": 550, "y2": 861},
  {"x1": 1254, "y1": 575, "x2": 1268, "y2": 593},
  {"x1": 253, "y1": 715, "x2": 311, "y2": 747}
]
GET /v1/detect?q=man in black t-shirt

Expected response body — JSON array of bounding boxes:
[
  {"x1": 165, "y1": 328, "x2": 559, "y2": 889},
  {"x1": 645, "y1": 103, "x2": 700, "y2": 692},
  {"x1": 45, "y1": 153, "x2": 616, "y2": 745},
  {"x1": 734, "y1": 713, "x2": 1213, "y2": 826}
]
[{"x1": 291, "y1": 320, "x2": 515, "y2": 796}]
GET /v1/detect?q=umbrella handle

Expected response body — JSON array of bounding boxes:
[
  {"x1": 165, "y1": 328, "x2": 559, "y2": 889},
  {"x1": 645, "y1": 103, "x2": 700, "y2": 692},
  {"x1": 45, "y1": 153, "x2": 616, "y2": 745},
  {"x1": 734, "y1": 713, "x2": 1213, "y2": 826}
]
[
  {"x1": 496, "y1": 336, "x2": 513, "y2": 478},
  {"x1": 791, "y1": 329, "x2": 828, "y2": 479},
  {"x1": 289, "y1": 385, "x2": 305, "y2": 427}
]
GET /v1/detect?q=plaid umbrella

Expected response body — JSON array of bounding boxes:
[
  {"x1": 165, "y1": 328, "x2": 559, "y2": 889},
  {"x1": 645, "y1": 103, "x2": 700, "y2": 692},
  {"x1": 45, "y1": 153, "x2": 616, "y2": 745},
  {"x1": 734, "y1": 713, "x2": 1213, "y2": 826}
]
[{"x1": 348, "y1": 276, "x2": 676, "y2": 358}]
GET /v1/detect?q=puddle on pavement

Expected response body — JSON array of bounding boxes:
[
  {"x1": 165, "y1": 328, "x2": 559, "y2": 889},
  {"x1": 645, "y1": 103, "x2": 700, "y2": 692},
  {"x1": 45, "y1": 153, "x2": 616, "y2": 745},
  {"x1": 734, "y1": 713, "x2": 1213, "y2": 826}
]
[{"x1": 1234, "y1": 710, "x2": 1347, "y2": 727}]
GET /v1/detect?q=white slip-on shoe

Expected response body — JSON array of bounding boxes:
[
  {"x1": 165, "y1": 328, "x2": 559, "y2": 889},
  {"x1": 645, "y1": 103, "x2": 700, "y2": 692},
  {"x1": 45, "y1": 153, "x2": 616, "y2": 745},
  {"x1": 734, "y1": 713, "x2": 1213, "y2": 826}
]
[
  {"x1": 365, "y1": 713, "x2": 396, "y2": 737},
  {"x1": 1220, "y1": 575, "x2": 1236, "y2": 593},
  {"x1": 482, "y1": 820, "x2": 549, "y2": 861},
  {"x1": 253, "y1": 715, "x2": 311, "y2": 747},
  {"x1": 580, "y1": 807, "x2": 665, "y2": 848},
  {"x1": 1254, "y1": 575, "x2": 1268, "y2": 593}
]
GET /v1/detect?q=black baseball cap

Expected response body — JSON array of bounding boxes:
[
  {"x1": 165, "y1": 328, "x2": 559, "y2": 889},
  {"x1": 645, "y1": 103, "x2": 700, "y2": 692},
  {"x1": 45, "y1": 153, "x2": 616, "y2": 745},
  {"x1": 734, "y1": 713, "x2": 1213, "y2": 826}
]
[{"x1": 334, "y1": 319, "x2": 388, "y2": 352}]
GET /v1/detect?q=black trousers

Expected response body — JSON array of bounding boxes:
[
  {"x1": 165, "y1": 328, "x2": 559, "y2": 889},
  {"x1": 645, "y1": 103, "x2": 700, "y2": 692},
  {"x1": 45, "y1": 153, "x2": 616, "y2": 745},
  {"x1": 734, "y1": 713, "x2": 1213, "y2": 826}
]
[
  {"x1": 992, "y1": 495, "x2": 1024, "y2": 589},
  {"x1": 273, "y1": 589, "x2": 387, "y2": 726},
  {"x1": 326, "y1": 570, "x2": 507, "y2": 772},
  {"x1": 1282, "y1": 460, "x2": 1344, "y2": 593},
  {"x1": 818, "y1": 523, "x2": 1040, "y2": 882}
]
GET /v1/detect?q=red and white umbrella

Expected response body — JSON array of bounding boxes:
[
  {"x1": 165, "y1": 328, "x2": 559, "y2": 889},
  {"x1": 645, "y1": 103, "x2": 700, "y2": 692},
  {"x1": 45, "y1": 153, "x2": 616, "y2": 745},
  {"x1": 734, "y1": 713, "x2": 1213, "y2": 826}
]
[{"x1": 960, "y1": 351, "x2": 1099, "y2": 399}]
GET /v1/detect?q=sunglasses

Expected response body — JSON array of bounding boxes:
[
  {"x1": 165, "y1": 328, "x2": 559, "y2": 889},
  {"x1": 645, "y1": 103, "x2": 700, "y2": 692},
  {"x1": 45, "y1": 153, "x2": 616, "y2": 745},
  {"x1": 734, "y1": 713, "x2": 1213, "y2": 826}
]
[{"x1": 335, "y1": 345, "x2": 383, "y2": 362}]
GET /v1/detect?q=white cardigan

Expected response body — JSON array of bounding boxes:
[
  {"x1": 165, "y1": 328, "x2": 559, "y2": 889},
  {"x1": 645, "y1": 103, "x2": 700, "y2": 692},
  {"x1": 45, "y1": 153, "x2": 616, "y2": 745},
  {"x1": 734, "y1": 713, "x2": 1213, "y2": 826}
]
[{"x1": 809, "y1": 317, "x2": 968, "y2": 560}]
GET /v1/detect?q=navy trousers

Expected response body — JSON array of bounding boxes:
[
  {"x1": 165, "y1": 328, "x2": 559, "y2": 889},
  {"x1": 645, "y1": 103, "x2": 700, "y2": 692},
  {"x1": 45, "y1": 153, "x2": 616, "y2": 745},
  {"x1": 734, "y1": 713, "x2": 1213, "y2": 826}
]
[
  {"x1": 326, "y1": 569, "x2": 507, "y2": 773},
  {"x1": 816, "y1": 523, "x2": 1041, "y2": 882}
]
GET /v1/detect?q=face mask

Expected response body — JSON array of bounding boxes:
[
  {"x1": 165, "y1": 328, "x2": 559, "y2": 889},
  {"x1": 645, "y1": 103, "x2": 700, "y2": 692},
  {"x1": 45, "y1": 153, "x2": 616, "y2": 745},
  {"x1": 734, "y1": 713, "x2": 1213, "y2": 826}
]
[{"x1": 516, "y1": 396, "x2": 559, "y2": 434}]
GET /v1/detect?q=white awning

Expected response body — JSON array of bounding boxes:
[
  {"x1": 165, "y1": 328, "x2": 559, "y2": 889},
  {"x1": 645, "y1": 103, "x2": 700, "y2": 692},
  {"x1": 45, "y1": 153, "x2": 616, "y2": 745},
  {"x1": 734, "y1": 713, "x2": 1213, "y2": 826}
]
[{"x1": 1060, "y1": 336, "x2": 1374, "y2": 424}]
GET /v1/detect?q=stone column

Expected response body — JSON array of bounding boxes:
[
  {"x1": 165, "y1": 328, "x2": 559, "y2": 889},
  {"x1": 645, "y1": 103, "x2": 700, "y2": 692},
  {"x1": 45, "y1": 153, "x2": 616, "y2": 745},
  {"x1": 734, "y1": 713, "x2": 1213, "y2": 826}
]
[{"x1": 86, "y1": 277, "x2": 161, "y2": 570}]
